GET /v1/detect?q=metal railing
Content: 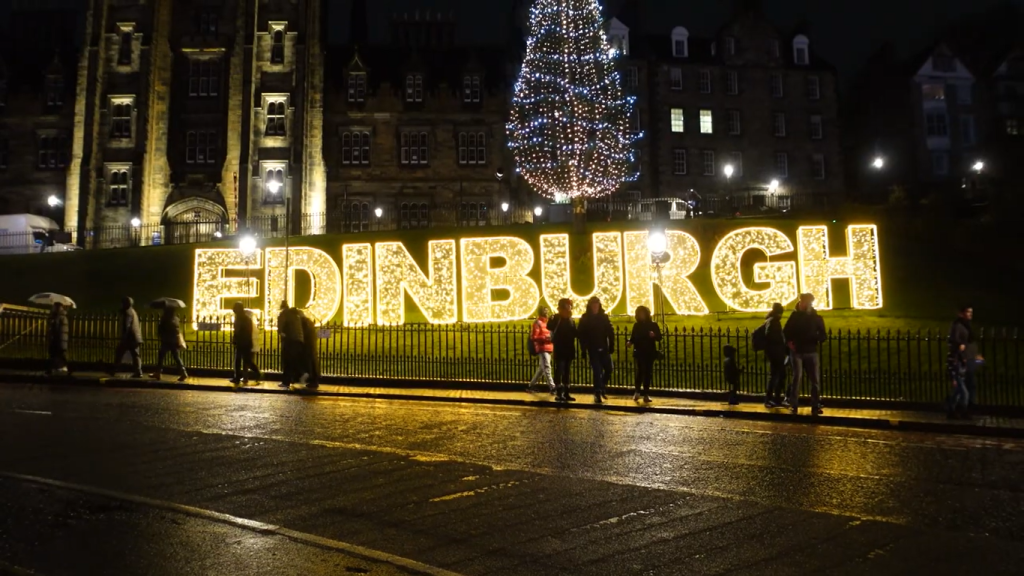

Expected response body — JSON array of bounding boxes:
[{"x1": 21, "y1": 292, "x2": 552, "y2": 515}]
[{"x1": 1, "y1": 310, "x2": 1019, "y2": 407}]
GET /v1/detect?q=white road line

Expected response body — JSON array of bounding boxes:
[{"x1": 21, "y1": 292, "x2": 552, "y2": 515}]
[
  {"x1": 0, "y1": 471, "x2": 463, "y2": 576},
  {"x1": 9, "y1": 410, "x2": 52, "y2": 416}
]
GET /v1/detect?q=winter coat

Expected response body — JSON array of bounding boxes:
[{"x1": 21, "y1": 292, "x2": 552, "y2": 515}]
[
  {"x1": 47, "y1": 309, "x2": 68, "y2": 351},
  {"x1": 277, "y1": 307, "x2": 304, "y2": 343},
  {"x1": 530, "y1": 317, "x2": 554, "y2": 354},
  {"x1": 948, "y1": 318, "x2": 972, "y2": 357},
  {"x1": 784, "y1": 309, "x2": 826, "y2": 354},
  {"x1": 577, "y1": 310, "x2": 615, "y2": 353},
  {"x1": 158, "y1": 314, "x2": 181, "y2": 348},
  {"x1": 233, "y1": 310, "x2": 255, "y2": 350},
  {"x1": 764, "y1": 315, "x2": 787, "y2": 360},
  {"x1": 546, "y1": 314, "x2": 578, "y2": 361},
  {"x1": 120, "y1": 300, "x2": 143, "y2": 346},
  {"x1": 628, "y1": 320, "x2": 662, "y2": 360},
  {"x1": 301, "y1": 314, "x2": 317, "y2": 351}
]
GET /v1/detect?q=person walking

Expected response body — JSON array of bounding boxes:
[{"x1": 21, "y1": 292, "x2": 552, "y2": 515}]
[
  {"x1": 762, "y1": 303, "x2": 788, "y2": 408},
  {"x1": 627, "y1": 305, "x2": 661, "y2": 403},
  {"x1": 45, "y1": 302, "x2": 69, "y2": 376},
  {"x1": 152, "y1": 307, "x2": 188, "y2": 382},
  {"x1": 527, "y1": 307, "x2": 556, "y2": 394},
  {"x1": 783, "y1": 293, "x2": 826, "y2": 416},
  {"x1": 947, "y1": 305, "x2": 974, "y2": 419},
  {"x1": 231, "y1": 302, "x2": 262, "y2": 385},
  {"x1": 578, "y1": 296, "x2": 615, "y2": 404},
  {"x1": 546, "y1": 298, "x2": 578, "y2": 402},
  {"x1": 276, "y1": 301, "x2": 304, "y2": 388},
  {"x1": 300, "y1": 311, "x2": 320, "y2": 390},
  {"x1": 111, "y1": 296, "x2": 144, "y2": 378}
]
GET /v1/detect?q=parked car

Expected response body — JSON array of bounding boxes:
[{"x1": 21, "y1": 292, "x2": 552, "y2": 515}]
[{"x1": 0, "y1": 214, "x2": 79, "y2": 255}]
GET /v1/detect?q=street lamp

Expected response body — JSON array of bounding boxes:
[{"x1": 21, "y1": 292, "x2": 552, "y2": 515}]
[
  {"x1": 267, "y1": 179, "x2": 282, "y2": 194},
  {"x1": 647, "y1": 230, "x2": 669, "y2": 327},
  {"x1": 238, "y1": 234, "x2": 257, "y2": 257},
  {"x1": 534, "y1": 206, "x2": 543, "y2": 217},
  {"x1": 501, "y1": 202, "x2": 509, "y2": 213},
  {"x1": 47, "y1": 195, "x2": 62, "y2": 208},
  {"x1": 973, "y1": 161, "x2": 985, "y2": 173},
  {"x1": 872, "y1": 157, "x2": 885, "y2": 170},
  {"x1": 723, "y1": 164, "x2": 735, "y2": 180},
  {"x1": 130, "y1": 217, "x2": 141, "y2": 228},
  {"x1": 768, "y1": 179, "x2": 780, "y2": 193}
]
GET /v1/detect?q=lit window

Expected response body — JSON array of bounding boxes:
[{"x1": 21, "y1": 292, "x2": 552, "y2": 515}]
[
  {"x1": 773, "y1": 112, "x2": 786, "y2": 137},
  {"x1": 699, "y1": 70, "x2": 711, "y2": 93},
  {"x1": 726, "y1": 71, "x2": 738, "y2": 95},
  {"x1": 670, "y1": 67, "x2": 683, "y2": 90},
  {"x1": 702, "y1": 150, "x2": 715, "y2": 176},
  {"x1": 810, "y1": 115, "x2": 823, "y2": 140},
  {"x1": 673, "y1": 149, "x2": 687, "y2": 175},
  {"x1": 341, "y1": 131, "x2": 371, "y2": 165},
  {"x1": 728, "y1": 110, "x2": 741, "y2": 135},
  {"x1": 671, "y1": 109, "x2": 684, "y2": 133},
  {"x1": 700, "y1": 109, "x2": 713, "y2": 134},
  {"x1": 264, "y1": 168, "x2": 285, "y2": 204},
  {"x1": 775, "y1": 152, "x2": 789, "y2": 177},
  {"x1": 807, "y1": 76, "x2": 821, "y2": 100},
  {"x1": 771, "y1": 73, "x2": 784, "y2": 98},
  {"x1": 401, "y1": 132, "x2": 429, "y2": 165},
  {"x1": 348, "y1": 73, "x2": 367, "y2": 103},
  {"x1": 458, "y1": 132, "x2": 487, "y2": 165}
]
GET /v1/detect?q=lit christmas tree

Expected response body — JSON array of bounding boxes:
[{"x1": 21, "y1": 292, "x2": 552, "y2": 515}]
[{"x1": 508, "y1": 0, "x2": 641, "y2": 200}]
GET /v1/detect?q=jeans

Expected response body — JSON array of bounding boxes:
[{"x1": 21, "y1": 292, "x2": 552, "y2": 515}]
[
  {"x1": 234, "y1": 347, "x2": 260, "y2": 381},
  {"x1": 553, "y1": 358, "x2": 573, "y2": 396},
  {"x1": 947, "y1": 353, "x2": 969, "y2": 411},
  {"x1": 157, "y1": 346, "x2": 187, "y2": 377},
  {"x1": 529, "y1": 352, "x2": 554, "y2": 390},
  {"x1": 766, "y1": 354, "x2": 786, "y2": 402},
  {"x1": 587, "y1": 349, "x2": 613, "y2": 395},
  {"x1": 634, "y1": 355, "x2": 655, "y2": 394},
  {"x1": 965, "y1": 360, "x2": 979, "y2": 406},
  {"x1": 789, "y1": 352, "x2": 821, "y2": 409},
  {"x1": 114, "y1": 342, "x2": 142, "y2": 376}
]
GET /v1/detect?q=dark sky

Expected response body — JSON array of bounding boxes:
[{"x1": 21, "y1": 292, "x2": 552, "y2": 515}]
[{"x1": 3, "y1": 0, "x2": 1020, "y2": 83}]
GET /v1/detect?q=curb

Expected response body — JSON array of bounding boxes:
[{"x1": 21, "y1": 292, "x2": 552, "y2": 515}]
[{"x1": 3, "y1": 373, "x2": 1022, "y2": 439}]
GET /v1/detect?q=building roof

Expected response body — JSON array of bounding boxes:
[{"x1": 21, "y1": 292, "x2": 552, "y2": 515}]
[{"x1": 326, "y1": 44, "x2": 510, "y2": 92}]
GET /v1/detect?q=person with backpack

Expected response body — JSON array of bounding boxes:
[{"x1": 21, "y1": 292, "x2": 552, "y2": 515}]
[
  {"x1": 546, "y1": 298, "x2": 578, "y2": 402},
  {"x1": 783, "y1": 293, "x2": 827, "y2": 416},
  {"x1": 753, "y1": 302, "x2": 788, "y2": 408},
  {"x1": 527, "y1": 307, "x2": 556, "y2": 394},
  {"x1": 578, "y1": 296, "x2": 615, "y2": 404},
  {"x1": 627, "y1": 305, "x2": 661, "y2": 403}
]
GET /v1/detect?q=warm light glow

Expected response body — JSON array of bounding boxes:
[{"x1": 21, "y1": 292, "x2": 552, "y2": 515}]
[
  {"x1": 540, "y1": 233, "x2": 623, "y2": 316},
  {"x1": 724, "y1": 164, "x2": 735, "y2": 179},
  {"x1": 130, "y1": 217, "x2": 141, "y2": 228},
  {"x1": 647, "y1": 230, "x2": 667, "y2": 257},
  {"x1": 342, "y1": 243, "x2": 374, "y2": 326},
  {"x1": 711, "y1": 227, "x2": 799, "y2": 312},
  {"x1": 374, "y1": 207, "x2": 383, "y2": 218},
  {"x1": 376, "y1": 240, "x2": 458, "y2": 325},
  {"x1": 973, "y1": 161, "x2": 984, "y2": 173},
  {"x1": 769, "y1": 179, "x2": 780, "y2": 192},
  {"x1": 461, "y1": 237, "x2": 540, "y2": 323},
  {"x1": 193, "y1": 249, "x2": 263, "y2": 328},
  {"x1": 239, "y1": 235, "x2": 257, "y2": 257},
  {"x1": 872, "y1": 157, "x2": 885, "y2": 169},
  {"x1": 264, "y1": 247, "x2": 342, "y2": 328},
  {"x1": 798, "y1": 225, "x2": 883, "y2": 310},
  {"x1": 625, "y1": 230, "x2": 708, "y2": 315},
  {"x1": 501, "y1": 202, "x2": 510, "y2": 212},
  {"x1": 534, "y1": 206, "x2": 543, "y2": 217},
  {"x1": 47, "y1": 195, "x2": 61, "y2": 207},
  {"x1": 267, "y1": 179, "x2": 282, "y2": 194}
]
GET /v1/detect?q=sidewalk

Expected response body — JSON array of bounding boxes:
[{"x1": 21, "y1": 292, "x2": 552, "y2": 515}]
[{"x1": 3, "y1": 369, "x2": 1023, "y2": 439}]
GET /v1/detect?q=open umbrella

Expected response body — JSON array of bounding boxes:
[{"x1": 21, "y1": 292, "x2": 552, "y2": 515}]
[
  {"x1": 150, "y1": 297, "x2": 187, "y2": 309},
  {"x1": 28, "y1": 293, "x2": 76, "y2": 309}
]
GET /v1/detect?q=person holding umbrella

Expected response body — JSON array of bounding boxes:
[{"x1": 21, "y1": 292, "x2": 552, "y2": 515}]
[
  {"x1": 45, "y1": 302, "x2": 70, "y2": 376},
  {"x1": 111, "y1": 296, "x2": 144, "y2": 378},
  {"x1": 151, "y1": 299, "x2": 188, "y2": 382}
]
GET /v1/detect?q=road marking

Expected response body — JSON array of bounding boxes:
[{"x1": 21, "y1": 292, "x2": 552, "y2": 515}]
[
  {"x1": 0, "y1": 471, "x2": 464, "y2": 576},
  {"x1": 9, "y1": 409, "x2": 52, "y2": 416}
]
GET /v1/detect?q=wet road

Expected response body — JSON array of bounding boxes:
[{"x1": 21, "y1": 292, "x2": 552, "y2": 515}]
[{"x1": 1, "y1": 384, "x2": 1023, "y2": 575}]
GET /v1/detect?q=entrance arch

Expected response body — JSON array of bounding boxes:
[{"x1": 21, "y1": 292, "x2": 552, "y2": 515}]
[{"x1": 162, "y1": 197, "x2": 227, "y2": 245}]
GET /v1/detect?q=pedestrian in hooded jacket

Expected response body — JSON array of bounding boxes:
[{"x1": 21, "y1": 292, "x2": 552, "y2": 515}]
[
  {"x1": 627, "y1": 305, "x2": 661, "y2": 403},
  {"x1": 45, "y1": 302, "x2": 69, "y2": 376},
  {"x1": 578, "y1": 296, "x2": 615, "y2": 404},
  {"x1": 546, "y1": 298, "x2": 578, "y2": 402},
  {"x1": 527, "y1": 307, "x2": 556, "y2": 394},
  {"x1": 783, "y1": 293, "x2": 826, "y2": 415},
  {"x1": 277, "y1": 301, "x2": 305, "y2": 388},
  {"x1": 946, "y1": 305, "x2": 976, "y2": 419},
  {"x1": 231, "y1": 302, "x2": 262, "y2": 385},
  {"x1": 111, "y1": 296, "x2": 143, "y2": 378},
  {"x1": 152, "y1": 307, "x2": 188, "y2": 382}
]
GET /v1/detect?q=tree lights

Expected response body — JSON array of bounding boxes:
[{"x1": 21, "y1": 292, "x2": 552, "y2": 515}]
[{"x1": 507, "y1": 0, "x2": 640, "y2": 199}]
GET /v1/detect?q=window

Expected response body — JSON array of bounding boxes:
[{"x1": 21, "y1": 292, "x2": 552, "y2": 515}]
[
  {"x1": 922, "y1": 83, "x2": 945, "y2": 101},
  {"x1": 931, "y1": 152, "x2": 949, "y2": 176},
  {"x1": 458, "y1": 132, "x2": 487, "y2": 165},
  {"x1": 118, "y1": 31, "x2": 133, "y2": 66},
  {"x1": 264, "y1": 168, "x2": 285, "y2": 203},
  {"x1": 810, "y1": 115, "x2": 823, "y2": 139},
  {"x1": 629, "y1": 108, "x2": 640, "y2": 133},
  {"x1": 724, "y1": 37, "x2": 736, "y2": 56},
  {"x1": 341, "y1": 201, "x2": 370, "y2": 232},
  {"x1": 699, "y1": 70, "x2": 711, "y2": 93},
  {"x1": 773, "y1": 112, "x2": 786, "y2": 137},
  {"x1": 811, "y1": 154, "x2": 825, "y2": 179},
  {"x1": 700, "y1": 109, "x2": 713, "y2": 134},
  {"x1": 672, "y1": 149, "x2": 687, "y2": 175},
  {"x1": 405, "y1": 74, "x2": 424, "y2": 103},
  {"x1": 793, "y1": 35, "x2": 809, "y2": 65},
  {"x1": 198, "y1": 10, "x2": 219, "y2": 34},
  {"x1": 400, "y1": 202, "x2": 431, "y2": 229},
  {"x1": 671, "y1": 27, "x2": 689, "y2": 58},
  {"x1": 348, "y1": 73, "x2": 366, "y2": 102},
  {"x1": 188, "y1": 60, "x2": 220, "y2": 97},
  {"x1": 271, "y1": 29, "x2": 285, "y2": 64},
  {"x1": 463, "y1": 75, "x2": 481, "y2": 103},
  {"x1": 459, "y1": 202, "x2": 490, "y2": 226},
  {"x1": 265, "y1": 101, "x2": 286, "y2": 136},
  {"x1": 702, "y1": 150, "x2": 715, "y2": 176},
  {"x1": 726, "y1": 71, "x2": 738, "y2": 95},
  {"x1": 925, "y1": 112, "x2": 948, "y2": 137},
  {"x1": 671, "y1": 108, "x2": 684, "y2": 133},
  {"x1": 111, "y1": 101, "x2": 133, "y2": 138},
  {"x1": 770, "y1": 39, "x2": 781, "y2": 58},
  {"x1": 341, "y1": 131, "x2": 371, "y2": 165},
  {"x1": 0, "y1": 138, "x2": 8, "y2": 170},
  {"x1": 624, "y1": 67, "x2": 638, "y2": 89},
  {"x1": 670, "y1": 67, "x2": 683, "y2": 90},
  {"x1": 961, "y1": 115, "x2": 976, "y2": 146},
  {"x1": 932, "y1": 55, "x2": 955, "y2": 73},
  {"x1": 957, "y1": 84, "x2": 972, "y2": 105},
  {"x1": 771, "y1": 73, "x2": 784, "y2": 98},
  {"x1": 775, "y1": 152, "x2": 789, "y2": 177},
  {"x1": 108, "y1": 169, "x2": 130, "y2": 206},
  {"x1": 1007, "y1": 118, "x2": 1019, "y2": 135},
  {"x1": 401, "y1": 132, "x2": 429, "y2": 165},
  {"x1": 45, "y1": 76, "x2": 63, "y2": 108},
  {"x1": 38, "y1": 135, "x2": 67, "y2": 168},
  {"x1": 186, "y1": 131, "x2": 217, "y2": 164},
  {"x1": 727, "y1": 152, "x2": 743, "y2": 177},
  {"x1": 728, "y1": 110, "x2": 741, "y2": 135},
  {"x1": 807, "y1": 76, "x2": 821, "y2": 100}
]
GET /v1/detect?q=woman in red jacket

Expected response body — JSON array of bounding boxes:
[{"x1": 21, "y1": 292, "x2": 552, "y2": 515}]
[{"x1": 528, "y1": 307, "x2": 555, "y2": 394}]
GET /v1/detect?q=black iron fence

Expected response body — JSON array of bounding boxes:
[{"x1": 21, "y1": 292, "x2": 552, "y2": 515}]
[{"x1": 1, "y1": 309, "x2": 1019, "y2": 407}]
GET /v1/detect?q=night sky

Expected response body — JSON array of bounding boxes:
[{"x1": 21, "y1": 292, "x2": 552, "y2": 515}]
[{"x1": 2, "y1": 0, "x2": 1020, "y2": 84}]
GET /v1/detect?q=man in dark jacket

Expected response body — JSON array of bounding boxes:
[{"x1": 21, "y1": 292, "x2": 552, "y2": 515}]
[
  {"x1": 46, "y1": 302, "x2": 69, "y2": 376},
  {"x1": 277, "y1": 301, "x2": 305, "y2": 388},
  {"x1": 783, "y1": 293, "x2": 826, "y2": 415},
  {"x1": 763, "y1": 302, "x2": 788, "y2": 408},
  {"x1": 153, "y1": 307, "x2": 188, "y2": 381},
  {"x1": 947, "y1": 305, "x2": 974, "y2": 418},
  {"x1": 231, "y1": 302, "x2": 261, "y2": 384},
  {"x1": 546, "y1": 298, "x2": 578, "y2": 402},
  {"x1": 111, "y1": 296, "x2": 143, "y2": 378},
  {"x1": 578, "y1": 296, "x2": 615, "y2": 403}
]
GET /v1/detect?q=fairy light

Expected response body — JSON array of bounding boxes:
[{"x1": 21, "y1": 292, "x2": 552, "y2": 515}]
[
  {"x1": 193, "y1": 248, "x2": 263, "y2": 328},
  {"x1": 343, "y1": 243, "x2": 374, "y2": 326},
  {"x1": 624, "y1": 231, "x2": 708, "y2": 315},
  {"x1": 461, "y1": 237, "x2": 540, "y2": 323},
  {"x1": 507, "y1": 0, "x2": 640, "y2": 199},
  {"x1": 797, "y1": 225, "x2": 883, "y2": 310},
  {"x1": 264, "y1": 247, "x2": 342, "y2": 328},
  {"x1": 376, "y1": 240, "x2": 458, "y2": 325},
  {"x1": 710, "y1": 227, "x2": 799, "y2": 312},
  {"x1": 540, "y1": 233, "x2": 622, "y2": 316}
]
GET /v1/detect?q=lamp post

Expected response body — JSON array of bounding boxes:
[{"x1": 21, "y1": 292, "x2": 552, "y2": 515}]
[
  {"x1": 647, "y1": 230, "x2": 668, "y2": 327},
  {"x1": 496, "y1": 168, "x2": 506, "y2": 224},
  {"x1": 972, "y1": 161, "x2": 985, "y2": 174},
  {"x1": 130, "y1": 217, "x2": 141, "y2": 247},
  {"x1": 374, "y1": 206, "x2": 383, "y2": 231},
  {"x1": 872, "y1": 156, "x2": 885, "y2": 170}
]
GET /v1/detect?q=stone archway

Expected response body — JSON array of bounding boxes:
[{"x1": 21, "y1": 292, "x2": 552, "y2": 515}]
[{"x1": 162, "y1": 197, "x2": 227, "y2": 245}]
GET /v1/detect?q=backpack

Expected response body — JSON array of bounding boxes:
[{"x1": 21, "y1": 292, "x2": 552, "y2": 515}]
[{"x1": 751, "y1": 319, "x2": 769, "y2": 351}]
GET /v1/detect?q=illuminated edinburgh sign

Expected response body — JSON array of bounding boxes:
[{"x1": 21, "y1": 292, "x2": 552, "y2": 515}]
[{"x1": 193, "y1": 225, "x2": 882, "y2": 327}]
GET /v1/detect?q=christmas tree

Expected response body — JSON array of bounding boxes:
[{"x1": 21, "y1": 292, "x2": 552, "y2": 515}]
[{"x1": 508, "y1": 0, "x2": 640, "y2": 200}]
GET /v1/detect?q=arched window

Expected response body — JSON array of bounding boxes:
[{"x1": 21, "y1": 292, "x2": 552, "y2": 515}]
[
  {"x1": 671, "y1": 27, "x2": 689, "y2": 58},
  {"x1": 264, "y1": 168, "x2": 285, "y2": 203},
  {"x1": 118, "y1": 32, "x2": 133, "y2": 66},
  {"x1": 271, "y1": 29, "x2": 285, "y2": 63},
  {"x1": 792, "y1": 35, "x2": 810, "y2": 65},
  {"x1": 266, "y1": 101, "x2": 285, "y2": 135}
]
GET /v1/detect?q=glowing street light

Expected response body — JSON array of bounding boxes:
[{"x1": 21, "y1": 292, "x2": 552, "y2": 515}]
[
  {"x1": 47, "y1": 195, "x2": 62, "y2": 207},
  {"x1": 534, "y1": 206, "x2": 543, "y2": 217},
  {"x1": 130, "y1": 217, "x2": 141, "y2": 228},
  {"x1": 872, "y1": 157, "x2": 885, "y2": 170},
  {"x1": 501, "y1": 202, "x2": 510, "y2": 213},
  {"x1": 267, "y1": 179, "x2": 282, "y2": 194},
  {"x1": 723, "y1": 164, "x2": 735, "y2": 180},
  {"x1": 238, "y1": 235, "x2": 257, "y2": 257},
  {"x1": 647, "y1": 230, "x2": 667, "y2": 258},
  {"x1": 768, "y1": 179, "x2": 780, "y2": 193},
  {"x1": 374, "y1": 207, "x2": 383, "y2": 218},
  {"x1": 973, "y1": 161, "x2": 985, "y2": 173}
]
